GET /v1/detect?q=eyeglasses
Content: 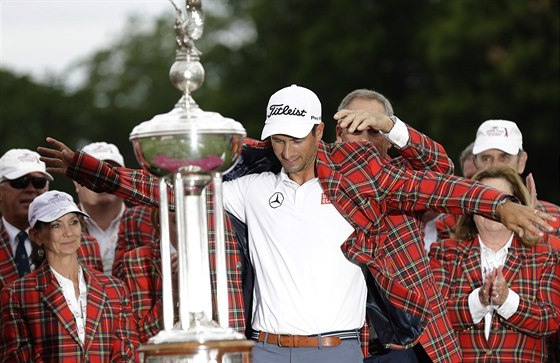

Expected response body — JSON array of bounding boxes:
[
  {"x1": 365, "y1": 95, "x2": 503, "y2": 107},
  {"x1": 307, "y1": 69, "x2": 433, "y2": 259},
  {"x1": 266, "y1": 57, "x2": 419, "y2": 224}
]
[{"x1": 2, "y1": 176, "x2": 48, "y2": 189}]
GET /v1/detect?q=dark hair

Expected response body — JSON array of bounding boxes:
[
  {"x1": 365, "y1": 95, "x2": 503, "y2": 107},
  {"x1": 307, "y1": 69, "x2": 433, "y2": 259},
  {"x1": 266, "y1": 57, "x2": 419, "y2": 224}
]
[{"x1": 454, "y1": 166, "x2": 537, "y2": 246}]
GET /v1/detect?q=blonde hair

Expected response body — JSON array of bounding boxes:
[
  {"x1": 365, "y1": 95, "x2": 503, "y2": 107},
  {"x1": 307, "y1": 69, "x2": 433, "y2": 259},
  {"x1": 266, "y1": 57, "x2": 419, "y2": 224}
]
[{"x1": 454, "y1": 166, "x2": 537, "y2": 246}]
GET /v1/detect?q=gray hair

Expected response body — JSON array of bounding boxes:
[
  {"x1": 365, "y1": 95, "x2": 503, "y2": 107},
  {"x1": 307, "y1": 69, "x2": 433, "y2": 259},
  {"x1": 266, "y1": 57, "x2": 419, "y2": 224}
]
[
  {"x1": 459, "y1": 141, "x2": 475, "y2": 170},
  {"x1": 337, "y1": 89, "x2": 394, "y2": 116}
]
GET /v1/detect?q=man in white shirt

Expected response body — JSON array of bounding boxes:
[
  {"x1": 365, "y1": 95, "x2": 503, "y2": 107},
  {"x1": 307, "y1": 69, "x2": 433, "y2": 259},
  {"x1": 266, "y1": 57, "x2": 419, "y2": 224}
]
[{"x1": 75, "y1": 142, "x2": 126, "y2": 274}]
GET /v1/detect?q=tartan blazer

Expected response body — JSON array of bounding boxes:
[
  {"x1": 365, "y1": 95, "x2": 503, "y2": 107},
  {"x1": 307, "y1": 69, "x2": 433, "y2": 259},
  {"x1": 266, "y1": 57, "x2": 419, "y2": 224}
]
[
  {"x1": 315, "y1": 141, "x2": 511, "y2": 362},
  {"x1": 429, "y1": 236, "x2": 560, "y2": 363},
  {"x1": 119, "y1": 245, "x2": 163, "y2": 343},
  {"x1": 66, "y1": 135, "x2": 510, "y2": 363},
  {"x1": 0, "y1": 262, "x2": 138, "y2": 362},
  {"x1": 0, "y1": 220, "x2": 103, "y2": 292},
  {"x1": 111, "y1": 205, "x2": 157, "y2": 277}
]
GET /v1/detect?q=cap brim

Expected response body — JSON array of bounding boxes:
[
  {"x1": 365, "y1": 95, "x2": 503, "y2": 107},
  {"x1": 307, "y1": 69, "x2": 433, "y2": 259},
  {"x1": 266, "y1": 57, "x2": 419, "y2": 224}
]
[
  {"x1": 37, "y1": 208, "x2": 89, "y2": 224},
  {"x1": 473, "y1": 140, "x2": 520, "y2": 155},
  {"x1": 261, "y1": 122, "x2": 316, "y2": 140},
  {"x1": 3, "y1": 168, "x2": 53, "y2": 182}
]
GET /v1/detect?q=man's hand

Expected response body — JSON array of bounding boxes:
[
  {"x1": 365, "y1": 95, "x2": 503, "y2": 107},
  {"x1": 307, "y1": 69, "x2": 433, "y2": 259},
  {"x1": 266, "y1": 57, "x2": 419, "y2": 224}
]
[
  {"x1": 334, "y1": 109, "x2": 394, "y2": 134},
  {"x1": 496, "y1": 200, "x2": 555, "y2": 237},
  {"x1": 36, "y1": 137, "x2": 75, "y2": 175},
  {"x1": 525, "y1": 173, "x2": 538, "y2": 210}
]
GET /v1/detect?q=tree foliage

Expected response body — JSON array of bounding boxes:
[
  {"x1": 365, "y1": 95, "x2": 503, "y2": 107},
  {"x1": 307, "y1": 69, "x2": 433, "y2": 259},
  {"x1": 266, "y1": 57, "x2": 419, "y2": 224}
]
[{"x1": 1, "y1": 0, "x2": 558, "y2": 202}]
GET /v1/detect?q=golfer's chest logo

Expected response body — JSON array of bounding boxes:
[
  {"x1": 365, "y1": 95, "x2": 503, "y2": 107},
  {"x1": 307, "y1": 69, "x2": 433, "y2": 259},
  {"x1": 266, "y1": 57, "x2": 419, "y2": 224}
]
[{"x1": 268, "y1": 192, "x2": 284, "y2": 208}]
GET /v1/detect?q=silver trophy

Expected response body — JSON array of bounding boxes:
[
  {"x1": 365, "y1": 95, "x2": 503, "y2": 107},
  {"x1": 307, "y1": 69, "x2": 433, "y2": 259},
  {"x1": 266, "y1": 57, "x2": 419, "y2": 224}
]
[{"x1": 129, "y1": 1, "x2": 253, "y2": 361}]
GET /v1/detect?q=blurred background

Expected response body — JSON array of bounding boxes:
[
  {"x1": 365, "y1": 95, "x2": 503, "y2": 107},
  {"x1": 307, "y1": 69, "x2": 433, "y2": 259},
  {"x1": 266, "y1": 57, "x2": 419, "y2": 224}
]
[{"x1": 1, "y1": 0, "x2": 558, "y2": 203}]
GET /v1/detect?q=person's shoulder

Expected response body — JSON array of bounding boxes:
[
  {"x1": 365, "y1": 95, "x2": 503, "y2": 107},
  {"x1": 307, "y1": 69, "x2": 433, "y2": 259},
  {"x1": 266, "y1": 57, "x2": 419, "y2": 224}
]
[
  {"x1": 1, "y1": 269, "x2": 39, "y2": 294},
  {"x1": 428, "y1": 238, "x2": 465, "y2": 256}
]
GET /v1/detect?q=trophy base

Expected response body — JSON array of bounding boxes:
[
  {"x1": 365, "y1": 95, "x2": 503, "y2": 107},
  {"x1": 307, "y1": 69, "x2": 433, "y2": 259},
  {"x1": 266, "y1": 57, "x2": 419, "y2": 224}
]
[{"x1": 139, "y1": 338, "x2": 254, "y2": 363}]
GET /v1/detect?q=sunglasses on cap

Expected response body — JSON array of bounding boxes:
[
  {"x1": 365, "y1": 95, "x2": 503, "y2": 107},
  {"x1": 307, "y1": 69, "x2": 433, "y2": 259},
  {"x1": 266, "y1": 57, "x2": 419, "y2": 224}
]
[{"x1": 2, "y1": 176, "x2": 48, "y2": 189}]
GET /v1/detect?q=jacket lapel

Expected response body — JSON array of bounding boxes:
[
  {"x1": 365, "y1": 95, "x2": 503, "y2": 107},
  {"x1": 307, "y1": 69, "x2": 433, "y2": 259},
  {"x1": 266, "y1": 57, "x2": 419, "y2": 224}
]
[
  {"x1": 0, "y1": 224, "x2": 19, "y2": 286},
  {"x1": 501, "y1": 237, "x2": 523, "y2": 283},
  {"x1": 82, "y1": 268, "x2": 107, "y2": 352},
  {"x1": 38, "y1": 264, "x2": 82, "y2": 346},
  {"x1": 459, "y1": 238, "x2": 483, "y2": 289}
]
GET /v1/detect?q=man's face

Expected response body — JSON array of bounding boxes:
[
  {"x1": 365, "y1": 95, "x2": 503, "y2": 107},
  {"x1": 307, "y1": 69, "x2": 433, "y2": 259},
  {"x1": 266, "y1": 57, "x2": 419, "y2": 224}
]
[
  {"x1": 270, "y1": 123, "x2": 324, "y2": 181},
  {"x1": 0, "y1": 172, "x2": 49, "y2": 229},
  {"x1": 473, "y1": 148, "x2": 527, "y2": 174},
  {"x1": 336, "y1": 98, "x2": 392, "y2": 157}
]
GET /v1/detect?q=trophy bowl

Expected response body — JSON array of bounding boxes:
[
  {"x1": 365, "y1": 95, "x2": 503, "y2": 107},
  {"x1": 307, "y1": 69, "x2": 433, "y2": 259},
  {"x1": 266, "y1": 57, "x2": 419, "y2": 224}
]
[{"x1": 130, "y1": 104, "x2": 246, "y2": 179}]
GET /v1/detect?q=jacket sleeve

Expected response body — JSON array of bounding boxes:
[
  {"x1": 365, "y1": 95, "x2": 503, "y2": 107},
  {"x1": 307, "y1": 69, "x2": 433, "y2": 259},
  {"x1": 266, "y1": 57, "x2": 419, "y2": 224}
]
[
  {"x1": 392, "y1": 124, "x2": 454, "y2": 174},
  {"x1": 119, "y1": 248, "x2": 163, "y2": 344},
  {"x1": 67, "y1": 151, "x2": 169, "y2": 208},
  {"x1": 503, "y1": 247, "x2": 560, "y2": 338},
  {"x1": 0, "y1": 285, "x2": 36, "y2": 363},
  {"x1": 111, "y1": 282, "x2": 140, "y2": 362}
]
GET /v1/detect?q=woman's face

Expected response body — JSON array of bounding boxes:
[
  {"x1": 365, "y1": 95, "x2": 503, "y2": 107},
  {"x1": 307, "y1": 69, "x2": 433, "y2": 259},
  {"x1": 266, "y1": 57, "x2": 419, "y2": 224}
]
[
  {"x1": 34, "y1": 212, "x2": 82, "y2": 259},
  {"x1": 473, "y1": 177, "x2": 513, "y2": 233}
]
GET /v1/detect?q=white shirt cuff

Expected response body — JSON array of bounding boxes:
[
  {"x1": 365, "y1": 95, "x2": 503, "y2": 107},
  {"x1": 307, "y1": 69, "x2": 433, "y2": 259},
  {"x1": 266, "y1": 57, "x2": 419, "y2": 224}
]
[
  {"x1": 469, "y1": 288, "x2": 490, "y2": 323},
  {"x1": 385, "y1": 116, "x2": 409, "y2": 148},
  {"x1": 496, "y1": 289, "x2": 519, "y2": 319}
]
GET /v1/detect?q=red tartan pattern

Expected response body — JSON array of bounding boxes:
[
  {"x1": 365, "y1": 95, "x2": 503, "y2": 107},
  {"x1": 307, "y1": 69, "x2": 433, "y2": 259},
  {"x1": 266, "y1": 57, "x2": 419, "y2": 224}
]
[
  {"x1": 67, "y1": 136, "x2": 512, "y2": 363},
  {"x1": 315, "y1": 140, "x2": 510, "y2": 363},
  {"x1": 119, "y1": 245, "x2": 163, "y2": 343},
  {"x1": 0, "y1": 263, "x2": 138, "y2": 362},
  {"x1": 112, "y1": 205, "x2": 157, "y2": 277},
  {"x1": 0, "y1": 220, "x2": 103, "y2": 291},
  {"x1": 429, "y1": 236, "x2": 560, "y2": 363}
]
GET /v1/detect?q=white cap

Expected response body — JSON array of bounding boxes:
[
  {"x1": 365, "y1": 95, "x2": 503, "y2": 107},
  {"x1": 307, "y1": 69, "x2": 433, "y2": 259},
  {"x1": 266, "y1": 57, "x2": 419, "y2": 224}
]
[
  {"x1": 28, "y1": 190, "x2": 89, "y2": 228},
  {"x1": 81, "y1": 142, "x2": 125, "y2": 166},
  {"x1": 261, "y1": 84, "x2": 322, "y2": 140},
  {"x1": 0, "y1": 149, "x2": 53, "y2": 183},
  {"x1": 473, "y1": 119, "x2": 523, "y2": 155}
]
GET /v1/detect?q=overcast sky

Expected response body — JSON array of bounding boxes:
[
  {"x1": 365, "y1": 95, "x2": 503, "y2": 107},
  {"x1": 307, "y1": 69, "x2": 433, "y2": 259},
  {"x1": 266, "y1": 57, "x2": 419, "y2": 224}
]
[{"x1": 0, "y1": 0, "x2": 172, "y2": 82}]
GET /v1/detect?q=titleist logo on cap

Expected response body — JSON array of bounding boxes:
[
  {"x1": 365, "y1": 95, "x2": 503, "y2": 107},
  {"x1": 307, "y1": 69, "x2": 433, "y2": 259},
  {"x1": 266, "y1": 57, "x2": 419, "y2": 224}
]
[{"x1": 268, "y1": 104, "x2": 307, "y2": 118}]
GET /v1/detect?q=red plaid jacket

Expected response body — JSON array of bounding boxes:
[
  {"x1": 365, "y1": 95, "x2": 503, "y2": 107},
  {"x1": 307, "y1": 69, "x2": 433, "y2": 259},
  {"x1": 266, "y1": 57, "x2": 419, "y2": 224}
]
[
  {"x1": 429, "y1": 235, "x2": 560, "y2": 363},
  {"x1": 111, "y1": 205, "x2": 157, "y2": 277},
  {"x1": 0, "y1": 220, "x2": 103, "y2": 292},
  {"x1": 0, "y1": 262, "x2": 138, "y2": 362},
  {"x1": 119, "y1": 245, "x2": 162, "y2": 343},
  {"x1": 66, "y1": 136, "x2": 511, "y2": 363}
]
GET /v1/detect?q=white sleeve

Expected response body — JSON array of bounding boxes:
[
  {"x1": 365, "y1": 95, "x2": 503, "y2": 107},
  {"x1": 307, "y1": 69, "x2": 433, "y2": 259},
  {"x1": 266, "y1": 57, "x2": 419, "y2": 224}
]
[
  {"x1": 496, "y1": 288, "x2": 520, "y2": 319},
  {"x1": 385, "y1": 116, "x2": 409, "y2": 148},
  {"x1": 222, "y1": 176, "x2": 250, "y2": 223},
  {"x1": 468, "y1": 288, "x2": 491, "y2": 323}
]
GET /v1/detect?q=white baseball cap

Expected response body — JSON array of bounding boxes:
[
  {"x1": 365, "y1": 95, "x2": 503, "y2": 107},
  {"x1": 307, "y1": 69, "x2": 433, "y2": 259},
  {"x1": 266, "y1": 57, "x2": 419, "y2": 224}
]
[
  {"x1": 473, "y1": 119, "x2": 523, "y2": 155},
  {"x1": 81, "y1": 142, "x2": 125, "y2": 166},
  {"x1": 28, "y1": 190, "x2": 89, "y2": 228},
  {"x1": 261, "y1": 84, "x2": 322, "y2": 140},
  {"x1": 0, "y1": 149, "x2": 53, "y2": 183}
]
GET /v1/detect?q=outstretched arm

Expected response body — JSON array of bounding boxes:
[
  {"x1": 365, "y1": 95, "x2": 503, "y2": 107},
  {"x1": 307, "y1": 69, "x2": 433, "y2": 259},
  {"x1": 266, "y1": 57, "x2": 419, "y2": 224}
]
[{"x1": 37, "y1": 137, "x2": 75, "y2": 175}]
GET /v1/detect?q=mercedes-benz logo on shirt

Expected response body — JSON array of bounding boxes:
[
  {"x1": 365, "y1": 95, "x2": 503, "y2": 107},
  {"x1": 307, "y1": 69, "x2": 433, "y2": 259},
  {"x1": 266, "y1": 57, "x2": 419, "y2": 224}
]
[{"x1": 268, "y1": 192, "x2": 284, "y2": 208}]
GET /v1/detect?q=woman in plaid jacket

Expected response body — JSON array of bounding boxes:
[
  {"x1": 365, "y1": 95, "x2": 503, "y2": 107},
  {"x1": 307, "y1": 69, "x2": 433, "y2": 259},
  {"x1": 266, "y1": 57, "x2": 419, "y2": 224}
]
[
  {"x1": 429, "y1": 167, "x2": 560, "y2": 363},
  {"x1": 0, "y1": 191, "x2": 138, "y2": 362}
]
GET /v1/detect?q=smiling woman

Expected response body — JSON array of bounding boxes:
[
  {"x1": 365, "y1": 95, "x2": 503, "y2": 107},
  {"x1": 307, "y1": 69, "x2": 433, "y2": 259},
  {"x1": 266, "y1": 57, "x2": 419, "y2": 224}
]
[{"x1": 0, "y1": 190, "x2": 139, "y2": 362}]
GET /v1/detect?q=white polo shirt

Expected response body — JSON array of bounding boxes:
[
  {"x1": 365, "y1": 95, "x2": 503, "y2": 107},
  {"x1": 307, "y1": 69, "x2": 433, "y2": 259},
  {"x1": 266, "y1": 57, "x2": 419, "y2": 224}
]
[{"x1": 223, "y1": 170, "x2": 367, "y2": 335}]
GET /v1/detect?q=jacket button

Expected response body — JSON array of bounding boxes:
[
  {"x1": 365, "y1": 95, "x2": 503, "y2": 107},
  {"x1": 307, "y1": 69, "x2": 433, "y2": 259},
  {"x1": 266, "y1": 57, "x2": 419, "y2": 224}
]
[{"x1": 486, "y1": 349, "x2": 492, "y2": 355}]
